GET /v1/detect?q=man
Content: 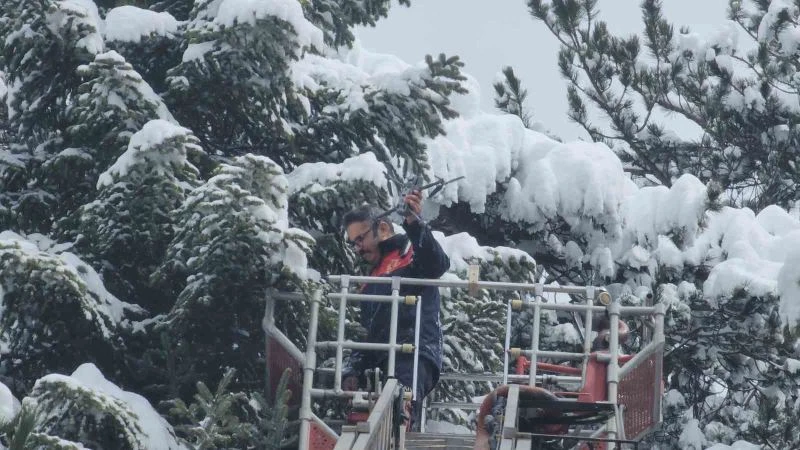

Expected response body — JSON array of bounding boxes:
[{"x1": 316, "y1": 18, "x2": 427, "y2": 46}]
[{"x1": 342, "y1": 190, "x2": 450, "y2": 431}]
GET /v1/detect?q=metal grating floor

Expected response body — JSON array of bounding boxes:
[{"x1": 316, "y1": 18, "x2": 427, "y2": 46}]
[{"x1": 404, "y1": 432, "x2": 475, "y2": 449}]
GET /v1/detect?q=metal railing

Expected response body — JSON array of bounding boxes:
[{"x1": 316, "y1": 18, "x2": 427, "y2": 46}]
[
  {"x1": 266, "y1": 274, "x2": 665, "y2": 449},
  {"x1": 283, "y1": 276, "x2": 424, "y2": 450}
]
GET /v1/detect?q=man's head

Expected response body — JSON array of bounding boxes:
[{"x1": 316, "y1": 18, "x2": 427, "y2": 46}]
[{"x1": 343, "y1": 205, "x2": 394, "y2": 264}]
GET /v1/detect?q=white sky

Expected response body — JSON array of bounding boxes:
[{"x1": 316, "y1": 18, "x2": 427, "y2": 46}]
[{"x1": 356, "y1": 0, "x2": 730, "y2": 141}]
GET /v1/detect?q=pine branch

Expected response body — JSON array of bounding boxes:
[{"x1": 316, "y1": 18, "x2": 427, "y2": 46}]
[
  {"x1": 264, "y1": 368, "x2": 292, "y2": 450},
  {"x1": 5, "y1": 401, "x2": 36, "y2": 450},
  {"x1": 493, "y1": 66, "x2": 532, "y2": 127}
]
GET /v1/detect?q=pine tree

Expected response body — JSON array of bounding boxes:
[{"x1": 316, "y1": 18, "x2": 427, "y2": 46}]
[
  {"x1": 0, "y1": 235, "x2": 139, "y2": 396},
  {"x1": 73, "y1": 119, "x2": 201, "y2": 312},
  {"x1": 528, "y1": 0, "x2": 800, "y2": 210},
  {"x1": 291, "y1": 52, "x2": 467, "y2": 178},
  {"x1": 103, "y1": 5, "x2": 186, "y2": 93},
  {"x1": 168, "y1": 368, "x2": 255, "y2": 450},
  {"x1": 0, "y1": 0, "x2": 105, "y2": 233},
  {"x1": 301, "y1": 0, "x2": 410, "y2": 48},
  {"x1": 1, "y1": 400, "x2": 87, "y2": 450},
  {"x1": 0, "y1": 72, "x2": 9, "y2": 152},
  {"x1": 154, "y1": 154, "x2": 313, "y2": 398},
  {"x1": 492, "y1": 65, "x2": 562, "y2": 141},
  {"x1": 52, "y1": 50, "x2": 171, "y2": 226},
  {"x1": 151, "y1": 0, "x2": 194, "y2": 22},
  {"x1": 261, "y1": 368, "x2": 293, "y2": 450},
  {"x1": 0, "y1": 0, "x2": 102, "y2": 147},
  {"x1": 654, "y1": 285, "x2": 800, "y2": 449},
  {"x1": 163, "y1": 0, "x2": 319, "y2": 161},
  {"x1": 168, "y1": 367, "x2": 294, "y2": 449},
  {"x1": 12, "y1": 363, "x2": 187, "y2": 450}
]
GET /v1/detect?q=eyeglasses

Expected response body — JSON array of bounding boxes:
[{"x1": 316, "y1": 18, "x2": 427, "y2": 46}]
[{"x1": 346, "y1": 228, "x2": 372, "y2": 248}]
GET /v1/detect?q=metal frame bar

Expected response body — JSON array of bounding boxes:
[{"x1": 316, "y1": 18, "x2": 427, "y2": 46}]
[
  {"x1": 387, "y1": 277, "x2": 401, "y2": 378},
  {"x1": 412, "y1": 294, "x2": 422, "y2": 401},
  {"x1": 529, "y1": 298, "x2": 541, "y2": 386},
  {"x1": 298, "y1": 290, "x2": 323, "y2": 450},
  {"x1": 504, "y1": 300, "x2": 513, "y2": 385},
  {"x1": 328, "y1": 275, "x2": 603, "y2": 294},
  {"x1": 439, "y1": 372, "x2": 583, "y2": 384},
  {"x1": 515, "y1": 349, "x2": 588, "y2": 361},
  {"x1": 500, "y1": 384, "x2": 521, "y2": 450},
  {"x1": 582, "y1": 287, "x2": 595, "y2": 384},
  {"x1": 335, "y1": 277, "x2": 350, "y2": 392}
]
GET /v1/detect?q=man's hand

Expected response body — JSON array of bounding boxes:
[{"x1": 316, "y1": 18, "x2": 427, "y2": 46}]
[
  {"x1": 343, "y1": 375, "x2": 359, "y2": 392},
  {"x1": 403, "y1": 189, "x2": 423, "y2": 224}
]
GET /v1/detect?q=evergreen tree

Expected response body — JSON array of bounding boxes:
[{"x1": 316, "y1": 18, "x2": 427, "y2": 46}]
[
  {"x1": 73, "y1": 119, "x2": 201, "y2": 312},
  {"x1": 0, "y1": 0, "x2": 105, "y2": 233},
  {"x1": 104, "y1": 5, "x2": 186, "y2": 93},
  {"x1": 12, "y1": 363, "x2": 186, "y2": 450},
  {"x1": 0, "y1": 235, "x2": 139, "y2": 396},
  {"x1": 2, "y1": 400, "x2": 87, "y2": 450},
  {"x1": 301, "y1": 0, "x2": 409, "y2": 48},
  {"x1": 290, "y1": 52, "x2": 467, "y2": 178},
  {"x1": 528, "y1": 0, "x2": 800, "y2": 210},
  {"x1": 168, "y1": 367, "x2": 256, "y2": 450},
  {"x1": 655, "y1": 284, "x2": 800, "y2": 449},
  {"x1": 0, "y1": 0, "x2": 102, "y2": 147},
  {"x1": 53, "y1": 50, "x2": 170, "y2": 225},
  {"x1": 154, "y1": 154, "x2": 313, "y2": 398},
  {"x1": 0, "y1": 72, "x2": 8, "y2": 152},
  {"x1": 492, "y1": 65, "x2": 561, "y2": 140},
  {"x1": 168, "y1": 367, "x2": 294, "y2": 449},
  {"x1": 151, "y1": 0, "x2": 194, "y2": 22},
  {"x1": 163, "y1": 0, "x2": 319, "y2": 161}
]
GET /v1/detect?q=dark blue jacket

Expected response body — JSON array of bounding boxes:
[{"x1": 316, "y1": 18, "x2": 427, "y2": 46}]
[{"x1": 348, "y1": 220, "x2": 450, "y2": 379}]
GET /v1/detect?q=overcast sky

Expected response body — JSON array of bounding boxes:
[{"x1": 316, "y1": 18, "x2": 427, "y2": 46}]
[{"x1": 355, "y1": 0, "x2": 730, "y2": 141}]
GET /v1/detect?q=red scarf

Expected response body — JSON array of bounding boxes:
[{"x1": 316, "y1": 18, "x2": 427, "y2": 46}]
[{"x1": 370, "y1": 247, "x2": 414, "y2": 276}]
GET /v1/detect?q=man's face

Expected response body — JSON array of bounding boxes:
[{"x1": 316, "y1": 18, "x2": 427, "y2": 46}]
[{"x1": 346, "y1": 221, "x2": 380, "y2": 264}]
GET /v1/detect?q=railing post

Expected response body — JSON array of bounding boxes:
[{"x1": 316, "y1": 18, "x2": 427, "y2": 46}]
[
  {"x1": 582, "y1": 286, "x2": 595, "y2": 383},
  {"x1": 503, "y1": 299, "x2": 513, "y2": 385},
  {"x1": 387, "y1": 277, "x2": 401, "y2": 378},
  {"x1": 299, "y1": 289, "x2": 322, "y2": 450},
  {"x1": 606, "y1": 299, "x2": 622, "y2": 446},
  {"x1": 654, "y1": 301, "x2": 666, "y2": 423},
  {"x1": 412, "y1": 295, "x2": 421, "y2": 401},
  {"x1": 335, "y1": 276, "x2": 350, "y2": 392},
  {"x1": 529, "y1": 284, "x2": 543, "y2": 386}
]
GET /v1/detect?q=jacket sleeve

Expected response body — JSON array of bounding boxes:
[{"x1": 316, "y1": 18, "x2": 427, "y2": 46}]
[{"x1": 402, "y1": 220, "x2": 450, "y2": 278}]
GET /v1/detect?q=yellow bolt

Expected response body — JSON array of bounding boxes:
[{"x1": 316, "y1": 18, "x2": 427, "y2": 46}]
[
  {"x1": 404, "y1": 295, "x2": 418, "y2": 306},
  {"x1": 401, "y1": 344, "x2": 415, "y2": 353}
]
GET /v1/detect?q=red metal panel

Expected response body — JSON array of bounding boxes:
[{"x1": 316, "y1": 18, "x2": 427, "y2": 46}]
[
  {"x1": 617, "y1": 349, "x2": 662, "y2": 440},
  {"x1": 308, "y1": 418, "x2": 338, "y2": 450},
  {"x1": 267, "y1": 337, "x2": 304, "y2": 408}
]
